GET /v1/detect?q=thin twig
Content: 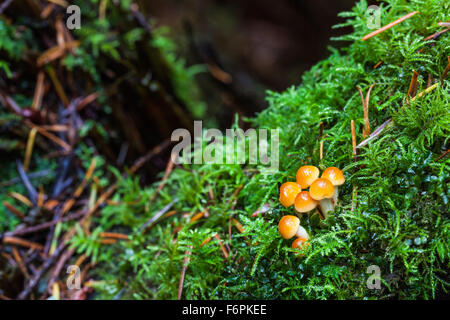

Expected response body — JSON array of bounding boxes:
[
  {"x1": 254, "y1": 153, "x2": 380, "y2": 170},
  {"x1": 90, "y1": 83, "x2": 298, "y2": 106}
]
[
  {"x1": 319, "y1": 140, "x2": 324, "y2": 160},
  {"x1": 24, "y1": 127, "x2": 38, "y2": 171},
  {"x1": 98, "y1": 232, "x2": 129, "y2": 240},
  {"x1": 27, "y1": 121, "x2": 71, "y2": 151},
  {"x1": 31, "y1": 72, "x2": 45, "y2": 110},
  {"x1": 177, "y1": 246, "x2": 193, "y2": 300},
  {"x1": 9, "y1": 192, "x2": 33, "y2": 207},
  {"x1": 356, "y1": 118, "x2": 393, "y2": 149},
  {"x1": 362, "y1": 11, "x2": 419, "y2": 41},
  {"x1": 434, "y1": 149, "x2": 450, "y2": 162},
  {"x1": 357, "y1": 84, "x2": 375, "y2": 138},
  {"x1": 407, "y1": 70, "x2": 419, "y2": 98},
  {"x1": 214, "y1": 234, "x2": 229, "y2": 259},
  {"x1": 3, "y1": 236, "x2": 44, "y2": 251},
  {"x1": 3, "y1": 201, "x2": 25, "y2": 220},
  {"x1": 138, "y1": 199, "x2": 178, "y2": 234},
  {"x1": 373, "y1": 61, "x2": 383, "y2": 69},
  {"x1": 12, "y1": 246, "x2": 30, "y2": 279},
  {"x1": 424, "y1": 27, "x2": 450, "y2": 41}
]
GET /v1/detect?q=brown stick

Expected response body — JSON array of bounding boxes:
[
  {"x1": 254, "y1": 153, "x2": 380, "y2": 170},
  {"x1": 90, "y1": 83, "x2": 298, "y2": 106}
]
[
  {"x1": 31, "y1": 72, "x2": 45, "y2": 110},
  {"x1": 12, "y1": 246, "x2": 30, "y2": 279},
  {"x1": 231, "y1": 218, "x2": 245, "y2": 233},
  {"x1": 189, "y1": 210, "x2": 207, "y2": 223},
  {"x1": 177, "y1": 246, "x2": 193, "y2": 300},
  {"x1": 27, "y1": 121, "x2": 71, "y2": 151},
  {"x1": 407, "y1": 70, "x2": 419, "y2": 98},
  {"x1": 373, "y1": 61, "x2": 383, "y2": 69},
  {"x1": 45, "y1": 65, "x2": 70, "y2": 106},
  {"x1": 364, "y1": 84, "x2": 375, "y2": 137},
  {"x1": 319, "y1": 140, "x2": 324, "y2": 161},
  {"x1": 3, "y1": 236, "x2": 44, "y2": 251},
  {"x1": 99, "y1": 232, "x2": 129, "y2": 240},
  {"x1": 9, "y1": 192, "x2": 33, "y2": 207},
  {"x1": 434, "y1": 149, "x2": 450, "y2": 162},
  {"x1": 362, "y1": 11, "x2": 419, "y2": 41},
  {"x1": 76, "y1": 92, "x2": 99, "y2": 112},
  {"x1": 3, "y1": 201, "x2": 25, "y2": 220},
  {"x1": 100, "y1": 239, "x2": 117, "y2": 245},
  {"x1": 424, "y1": 28, "x2": 450, "y2": 41},
  {"x1": 356, "y1": 86, "x2": 372, "y2": 138},
  {"x1": 214, "y1": 234, "x2": 229, "y2": 259}
]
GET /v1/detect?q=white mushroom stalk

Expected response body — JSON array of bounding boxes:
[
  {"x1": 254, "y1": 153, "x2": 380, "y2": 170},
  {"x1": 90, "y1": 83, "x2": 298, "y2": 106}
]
[
  {"x1": 296, "y1": 225, "x2": 309, "y2": 240},
  {"x1": 318, "y1": 198, "x2": 334, "y2": 218}
]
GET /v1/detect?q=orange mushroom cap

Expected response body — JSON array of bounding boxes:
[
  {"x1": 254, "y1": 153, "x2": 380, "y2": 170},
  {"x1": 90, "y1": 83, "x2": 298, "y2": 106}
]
[
  {"x1": 292, "y1": 237, "x2": 310, "y2": 251},
  {"x1": 279, "y1": 182, "x2": 301, "y2": 207},
  {"x1": 310, "y1": 178, "x2": 335, "y2": 200},
  {"x1": 322, "y1": 167, "x2": 345, "y2": 186},
  {"x1": 296, "y1": 165, "x2": 320, "y2": 189},
  {"x1": 278, "y1": 215, "x2": 300, "y2": 239},
  {"x1": 294, "y1": 191, "x2": 318, "y2": 213}
]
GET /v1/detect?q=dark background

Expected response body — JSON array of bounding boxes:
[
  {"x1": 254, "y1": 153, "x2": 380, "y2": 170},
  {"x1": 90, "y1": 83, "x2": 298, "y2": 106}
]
[{"x1": 141, "y1": 0, "x2": 356, "y2": 127}]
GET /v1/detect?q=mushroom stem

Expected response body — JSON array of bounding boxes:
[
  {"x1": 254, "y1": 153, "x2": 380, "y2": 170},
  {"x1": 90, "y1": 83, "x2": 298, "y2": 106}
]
[
  {"x1": 319, "y1": 198, "x2": 334, "y2": 218},
  {"x1": 332, "y1": 186, "x2": 339, "y2": 206},
  {"x1": 295, "y1": 225, "x2": 309, "y2": 240}
]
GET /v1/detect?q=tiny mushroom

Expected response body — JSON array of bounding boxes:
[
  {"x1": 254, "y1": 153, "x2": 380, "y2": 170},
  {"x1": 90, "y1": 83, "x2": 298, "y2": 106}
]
[
  {"x1": 294, "y1": 191, "x2": 318, "y2": 214},
  {"x1": 291, "y1": 237, "x2": 310, "y2": 255},
  {"x1": 310, "y1": 178, "x2": 335, "y2": 217},
  {"x1": 278, "y1": 215, "x2": 300, "y2": 239},
  {"x1": 296, "y1": 165, "x2": 320, "y2": 189},
  {"x1": 279, "y1": 182, "x2": 302, "y2": 207},
  {"x1": 321, "y1": 167, "x2": 345, "y2": 205},
  {"x1": 278, "y1": 215, "x2": 310, "y2": 240}
]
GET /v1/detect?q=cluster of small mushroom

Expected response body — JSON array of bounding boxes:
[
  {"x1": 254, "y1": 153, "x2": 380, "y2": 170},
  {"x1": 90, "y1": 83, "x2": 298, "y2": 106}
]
[{"x1": 277, "y1": 166, "x2": 345, "y2": 253}]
